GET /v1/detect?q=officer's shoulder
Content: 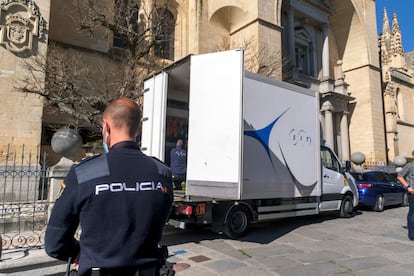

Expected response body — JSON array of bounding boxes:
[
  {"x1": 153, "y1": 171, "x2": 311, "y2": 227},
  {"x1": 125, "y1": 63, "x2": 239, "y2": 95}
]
[
  {"x1": 75, "y1": 154, "x2": 110, "y2": 184},
  {"x1": 150, "y1": 156, "x2": 172, "y2": 176},
  {"x1": 75, "y1": 154, "x2": 103, "y2": 167}
]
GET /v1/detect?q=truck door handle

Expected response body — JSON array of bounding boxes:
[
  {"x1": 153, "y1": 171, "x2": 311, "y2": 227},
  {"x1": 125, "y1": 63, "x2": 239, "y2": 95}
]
[{"x1": 323, "y1": 174, "x2": 329, "y2": 178}]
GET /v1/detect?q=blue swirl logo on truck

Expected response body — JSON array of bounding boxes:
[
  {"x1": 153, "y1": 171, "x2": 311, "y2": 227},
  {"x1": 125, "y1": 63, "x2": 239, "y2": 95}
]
[
  {"x1": 244, "y1": 108, "x2": 317, "y2": 195},
  {"x1": 244, "y1": 109, "x2": 289, "y2": 165}
]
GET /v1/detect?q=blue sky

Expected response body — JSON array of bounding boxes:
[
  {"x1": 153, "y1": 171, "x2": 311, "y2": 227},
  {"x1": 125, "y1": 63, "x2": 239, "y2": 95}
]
[{"x1": 376, "y1": 0, "x2": 414, "y2": 51}]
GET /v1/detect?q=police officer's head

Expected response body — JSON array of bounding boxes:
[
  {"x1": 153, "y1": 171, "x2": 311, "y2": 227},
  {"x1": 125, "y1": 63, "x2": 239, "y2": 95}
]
[{"x1": 102, "y1": 98, "x2": 140, "y2": 148}]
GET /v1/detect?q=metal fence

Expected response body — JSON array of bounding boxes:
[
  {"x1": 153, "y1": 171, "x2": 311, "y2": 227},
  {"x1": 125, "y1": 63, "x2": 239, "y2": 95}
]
[
  {"x1": 358, "y1": 161, "x2": 398, "y2": 173},
  {"x1": 0, "y1": 145, "x2": 50, "y2": 250}
]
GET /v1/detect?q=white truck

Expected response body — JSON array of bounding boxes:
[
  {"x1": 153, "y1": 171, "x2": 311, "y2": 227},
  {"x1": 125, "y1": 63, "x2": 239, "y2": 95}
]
[{"x1": 141, "y1": 49, "x2": 358, "y2": 238}]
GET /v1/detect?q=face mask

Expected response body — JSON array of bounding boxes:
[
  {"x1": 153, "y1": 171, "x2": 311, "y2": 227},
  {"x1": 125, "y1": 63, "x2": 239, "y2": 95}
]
[
  {"x1": 102, "y1": 122, "x2": 110, "y2": 153},
  {"x1": 103, "y1": 142, "x2": 109, "y2": 153}
]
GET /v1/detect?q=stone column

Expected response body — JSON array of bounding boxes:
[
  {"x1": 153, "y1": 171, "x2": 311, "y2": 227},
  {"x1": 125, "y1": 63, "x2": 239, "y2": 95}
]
[
  {"x1": 393, "y1": 134, "x2": 399, "y2": 157},
  {"x1": 322, "y1": 101, "x2": 334, "y2": 148},
  {"x1": 340, "y1": 112, "x2": 350, "y2": 161},
  {"x1": 47, "y1": 157, "x2": 73, "y2": 219},
  {"x1": 324, "y1": 110, "x2": 334, "y2": 148},
  {"x1": 321, "y1": 24, "x2": 330, "y2": 80}
]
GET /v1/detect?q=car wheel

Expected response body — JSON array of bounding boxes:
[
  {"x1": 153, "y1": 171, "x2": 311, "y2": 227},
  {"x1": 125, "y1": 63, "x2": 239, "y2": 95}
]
[
  {"x1": 339, "y1": 195, "x2": 353, "y2": 218},
  {"x1": 402, "y1": 193, "x2": 409, "y2": 207},
  {"x1": 374, "y1": 194, "x2": 385, "y2": 212},
  {"x1": 223, "y1": 205, "x2": 251, "y2": 239}
]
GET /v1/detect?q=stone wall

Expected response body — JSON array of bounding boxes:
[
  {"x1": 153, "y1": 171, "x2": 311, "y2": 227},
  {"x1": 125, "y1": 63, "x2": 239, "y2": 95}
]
[
  {"x1": 0, "y1": 0, "x2": 51, "y2": 160},
  {"x1": 347, "y1": 66, "x2": 386, "y2": 162}
]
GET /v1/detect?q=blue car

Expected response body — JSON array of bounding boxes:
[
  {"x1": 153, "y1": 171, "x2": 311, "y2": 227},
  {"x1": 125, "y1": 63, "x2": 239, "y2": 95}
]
[{"x1": 351, "y1": 171, "x2": 408, "y2": 212}]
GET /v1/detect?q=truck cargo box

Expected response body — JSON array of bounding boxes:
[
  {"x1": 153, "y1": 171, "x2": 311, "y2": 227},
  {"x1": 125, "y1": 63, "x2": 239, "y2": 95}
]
[{"x1": 141, "y1": 49, "x2": 321, "y2": 200}]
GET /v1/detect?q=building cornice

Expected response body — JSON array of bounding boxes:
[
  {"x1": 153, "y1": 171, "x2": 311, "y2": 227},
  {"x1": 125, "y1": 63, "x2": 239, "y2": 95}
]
[
  {"x1": 230, "y1": 18, "x2": 282, "y2": 36},
  {"x1": 389, "y1": 68, "x2": 413, "y2": 86},
  {"x1": 343, "y1": 64, "x2": 381, "y2": 74}
]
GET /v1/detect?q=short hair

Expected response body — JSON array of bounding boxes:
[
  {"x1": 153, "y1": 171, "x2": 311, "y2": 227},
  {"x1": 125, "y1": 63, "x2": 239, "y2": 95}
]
[
  {"x1": 176, "y1": 139, "x2": 183, "y2": 147},
  {"x1": 104, "y1": 98, "x2": 140, "y2": 138}
]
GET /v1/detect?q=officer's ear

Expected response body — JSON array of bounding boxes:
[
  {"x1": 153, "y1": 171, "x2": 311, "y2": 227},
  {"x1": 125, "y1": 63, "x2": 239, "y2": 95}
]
[{"x1": 102, "y1": 119, "x2": 111, "y2": 137}]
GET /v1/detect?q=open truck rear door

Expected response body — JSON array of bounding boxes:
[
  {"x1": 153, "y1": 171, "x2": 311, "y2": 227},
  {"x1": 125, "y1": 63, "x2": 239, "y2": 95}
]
[
  {"x1": 186, "y1": 49, "x2": 244, "y2": 200},
  {"x1": 141, "y1": 72, "x2": 168, "y2": 161}
]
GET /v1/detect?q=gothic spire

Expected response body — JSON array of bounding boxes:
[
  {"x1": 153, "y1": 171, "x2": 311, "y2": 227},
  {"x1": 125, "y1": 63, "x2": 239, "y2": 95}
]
[
  {"x1": 391, "y1": 12, "x2": 404, "y2": 56},
  {"x1": 380, "y1": 7, "x2": 390, "y2": 65},
  {"x1": 382, "y1": 7, "x2": 390, "y2": 37},
  {"x1": 392, "y1": 12, "x2": 401, "y2": 34}
]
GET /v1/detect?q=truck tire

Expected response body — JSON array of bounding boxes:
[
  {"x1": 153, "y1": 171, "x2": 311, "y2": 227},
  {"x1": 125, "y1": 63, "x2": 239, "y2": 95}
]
[
  {"x1": 374, "y1": 194, "x2": 385, "y2": 212},
  {"x1": 339, "y1": 195, "x2": 353, "y2": 218},
  {"x1": 223, "y1": 205, "x2": 251, "y2": 239}
]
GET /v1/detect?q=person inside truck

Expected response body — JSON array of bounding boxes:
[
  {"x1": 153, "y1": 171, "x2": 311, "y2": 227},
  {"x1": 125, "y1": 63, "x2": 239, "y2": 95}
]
[{"x1": 170, "y1": 139, "x2": 187, "y2": 190}]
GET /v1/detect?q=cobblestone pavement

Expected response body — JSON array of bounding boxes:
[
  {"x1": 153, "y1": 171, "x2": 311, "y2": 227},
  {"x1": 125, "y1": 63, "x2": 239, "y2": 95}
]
[{"x1": 1, "y1": 206, "x2": 414, "y2": 275}]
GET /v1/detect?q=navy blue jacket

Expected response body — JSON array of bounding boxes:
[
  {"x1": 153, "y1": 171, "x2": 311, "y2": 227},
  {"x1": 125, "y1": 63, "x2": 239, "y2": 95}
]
[
  {"x1": 169, "y1": 146, "x2": 187, "y2": 176},
  {"x1": 45, "y1": 141, "x2": 173, "y2": 275}
]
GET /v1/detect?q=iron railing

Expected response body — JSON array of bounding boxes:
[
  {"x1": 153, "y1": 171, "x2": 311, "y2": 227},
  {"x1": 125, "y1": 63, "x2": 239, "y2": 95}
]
[{"x1": 0, "y1": 144, "x2": 49, "y2": 250}]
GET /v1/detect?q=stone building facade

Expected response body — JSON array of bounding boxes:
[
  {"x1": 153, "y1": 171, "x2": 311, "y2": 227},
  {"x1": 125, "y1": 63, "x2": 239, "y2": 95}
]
[
  {"x1": 380, "y1": 8, "x2": 414, "y2": 161},
  {"x1": 0, "y1": 0, "x2": 49, "y2": 160},
  {"x1": 0, "y1": 0, "x2": 390, "y2": 164}
]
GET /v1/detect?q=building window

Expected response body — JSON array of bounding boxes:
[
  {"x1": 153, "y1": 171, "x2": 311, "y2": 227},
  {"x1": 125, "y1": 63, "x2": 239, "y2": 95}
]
[
  {"x1": 295, "y1": 28, "x2": 314, "y2": 76},
  {"x1": 154, "y1": 8, "x2": 175, "y2": 60},
  {"x1": 113, "y1": 0, "x2": 138, "y2": 49}
]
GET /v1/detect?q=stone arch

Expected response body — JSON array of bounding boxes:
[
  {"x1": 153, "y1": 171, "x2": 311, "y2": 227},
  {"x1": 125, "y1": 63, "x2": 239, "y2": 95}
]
[
  {"x1": 209, "y1": 6, "x2": 247, "y2": 33},
  {"x1": 277, "y1": 0, "x2": 374, "y2": 75},
  {"x1": 329, "y1": 0, "x2": 373, "y2": 68}
]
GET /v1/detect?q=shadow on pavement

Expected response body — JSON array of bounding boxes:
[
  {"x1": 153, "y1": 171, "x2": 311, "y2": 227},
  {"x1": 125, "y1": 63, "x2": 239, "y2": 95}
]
[{"x1": 161, "y1": 210, "x2": 364, "y2": 246}]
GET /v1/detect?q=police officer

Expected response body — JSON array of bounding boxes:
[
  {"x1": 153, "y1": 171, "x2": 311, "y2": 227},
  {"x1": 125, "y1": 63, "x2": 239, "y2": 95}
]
[{"x1": 45, "y1": 98, "x2": 173, "y2": 276}]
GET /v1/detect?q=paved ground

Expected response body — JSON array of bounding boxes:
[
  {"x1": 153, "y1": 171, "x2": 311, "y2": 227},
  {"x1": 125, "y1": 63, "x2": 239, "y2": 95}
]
[{"x1": 1, "y1": 206, "x2": 414, "y2": 275}]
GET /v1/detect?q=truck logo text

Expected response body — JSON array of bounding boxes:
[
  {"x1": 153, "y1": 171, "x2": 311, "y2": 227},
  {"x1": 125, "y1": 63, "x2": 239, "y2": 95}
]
[{"x1": 289, "y1": 129, "x2": 312, "y2": 146}]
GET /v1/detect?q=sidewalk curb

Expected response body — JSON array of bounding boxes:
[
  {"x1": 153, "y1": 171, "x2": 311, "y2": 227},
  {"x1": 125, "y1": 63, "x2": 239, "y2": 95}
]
[{"x1": 0, "y1": 248, "x2": 64, "y2": 273}]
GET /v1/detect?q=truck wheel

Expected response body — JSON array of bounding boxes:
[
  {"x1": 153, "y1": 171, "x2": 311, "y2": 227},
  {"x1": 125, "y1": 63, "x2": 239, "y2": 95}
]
[
  {"x1": 223, "y1": 205, "x2": 251, "y2": 239},
  {"x1": 339, "y1": 195, "x2": 353, "y2": 218},
  {"x1": 374, "y1": 194, "x2": 385, "y2": 212}
]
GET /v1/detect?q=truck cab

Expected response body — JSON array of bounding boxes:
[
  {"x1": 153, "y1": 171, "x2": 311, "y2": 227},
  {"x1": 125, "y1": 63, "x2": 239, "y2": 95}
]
[{"x1": 320, "y1": 144, "x2": 358, "y2": 216}]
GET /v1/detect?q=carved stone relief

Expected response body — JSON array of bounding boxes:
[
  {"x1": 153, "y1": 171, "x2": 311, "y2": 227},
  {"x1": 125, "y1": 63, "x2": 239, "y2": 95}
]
[{"x1": 0, "y1": 0, "x2": 47, "y2": 53}]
